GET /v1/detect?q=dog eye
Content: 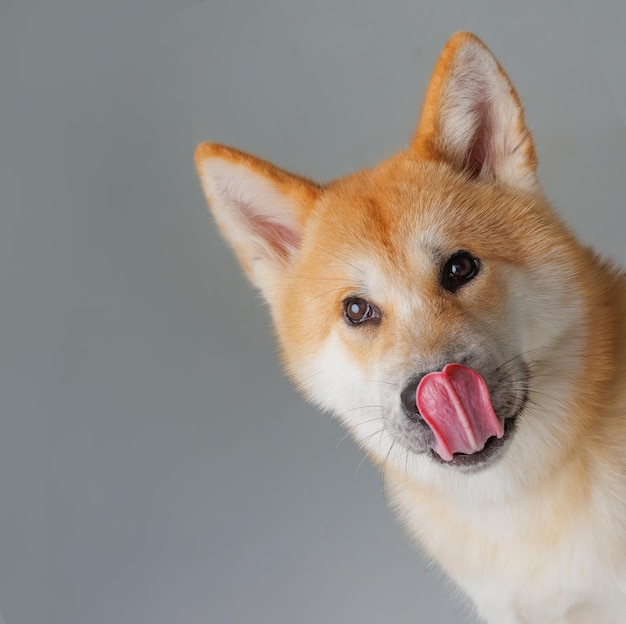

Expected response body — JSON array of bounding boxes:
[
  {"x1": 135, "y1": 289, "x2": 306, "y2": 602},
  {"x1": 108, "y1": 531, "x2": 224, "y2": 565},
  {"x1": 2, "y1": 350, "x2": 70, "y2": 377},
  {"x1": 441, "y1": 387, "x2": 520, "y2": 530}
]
[
  {"x1": 441, "y1": 251, "x2": 481, "y2": 292},
  {"x1": 343, "y1": 297, "x2": 381, "y2": 325}
]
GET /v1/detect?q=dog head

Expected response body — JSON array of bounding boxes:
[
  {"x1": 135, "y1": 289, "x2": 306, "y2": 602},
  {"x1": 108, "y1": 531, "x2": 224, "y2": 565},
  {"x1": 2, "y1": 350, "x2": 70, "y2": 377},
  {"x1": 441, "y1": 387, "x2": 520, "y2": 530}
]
[{"x1": 196, "y1": 33, "x2": 588, "y2": 483}]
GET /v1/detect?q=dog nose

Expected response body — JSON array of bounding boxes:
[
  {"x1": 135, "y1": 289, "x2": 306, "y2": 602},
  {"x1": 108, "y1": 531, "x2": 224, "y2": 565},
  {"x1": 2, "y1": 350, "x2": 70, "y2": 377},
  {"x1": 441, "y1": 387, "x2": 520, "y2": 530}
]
[{"x1": 400, "y1": 374, "x2": 428, "y2": 422}]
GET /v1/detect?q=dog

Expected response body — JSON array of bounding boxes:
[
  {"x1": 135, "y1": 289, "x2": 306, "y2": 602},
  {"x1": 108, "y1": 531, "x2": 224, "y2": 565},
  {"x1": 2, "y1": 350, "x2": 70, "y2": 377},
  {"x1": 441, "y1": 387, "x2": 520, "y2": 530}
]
[{"x1": 195, "y1": 32, "x2": 626, "y2": 622}]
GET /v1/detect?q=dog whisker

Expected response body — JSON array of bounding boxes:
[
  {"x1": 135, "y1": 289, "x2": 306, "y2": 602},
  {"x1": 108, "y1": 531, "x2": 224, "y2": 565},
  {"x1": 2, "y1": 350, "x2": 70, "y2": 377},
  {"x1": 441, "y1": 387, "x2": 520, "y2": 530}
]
[
  {"x1": 380, "y1": 439, "x2": 399, "y2": 495},
  {"x1": 342, "y1": 404, "x2": 386, "y2": 415}
]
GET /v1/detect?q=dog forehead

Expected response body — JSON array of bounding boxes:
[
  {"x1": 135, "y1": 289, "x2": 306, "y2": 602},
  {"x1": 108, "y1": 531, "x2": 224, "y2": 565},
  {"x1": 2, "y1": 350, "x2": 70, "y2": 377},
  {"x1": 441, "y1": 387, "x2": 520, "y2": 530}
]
[
  {"x1": 314, "y1": 158, "x2": 479, "y2": 247},
  {"x1": 304, "y1": 171, "x2": 461, "y2": 282},
  {"x1": 310, "y1": 157, "x2": 560, "y2": 278}
]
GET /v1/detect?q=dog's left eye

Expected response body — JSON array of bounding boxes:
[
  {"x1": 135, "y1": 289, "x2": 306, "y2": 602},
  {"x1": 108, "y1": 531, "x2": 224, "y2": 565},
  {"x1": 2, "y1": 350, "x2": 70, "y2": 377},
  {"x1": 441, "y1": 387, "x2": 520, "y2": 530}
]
[
  {"x1": 343, "y1": 297, "x2": 381, "y2": 325},
  {"x1": 441, "y1": 251, "x2": 481, "y2": 292}
]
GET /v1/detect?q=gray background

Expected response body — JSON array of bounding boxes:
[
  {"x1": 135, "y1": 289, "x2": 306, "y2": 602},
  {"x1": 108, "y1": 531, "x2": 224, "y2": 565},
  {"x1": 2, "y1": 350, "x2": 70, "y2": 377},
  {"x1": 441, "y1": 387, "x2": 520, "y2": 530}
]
[{"x1": 1, "y1": 1, "x2": 625, "y2": 623}]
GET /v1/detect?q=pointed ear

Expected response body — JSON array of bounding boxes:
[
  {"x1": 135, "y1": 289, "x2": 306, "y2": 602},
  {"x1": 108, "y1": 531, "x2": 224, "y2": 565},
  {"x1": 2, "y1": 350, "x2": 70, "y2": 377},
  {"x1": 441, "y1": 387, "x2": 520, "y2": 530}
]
[
  {"x1": 195, "y1": 143, "x2": 320, "y2": 295},
  {"x1": 412, "y1": 32, "x2": 538, "y2": 191}
]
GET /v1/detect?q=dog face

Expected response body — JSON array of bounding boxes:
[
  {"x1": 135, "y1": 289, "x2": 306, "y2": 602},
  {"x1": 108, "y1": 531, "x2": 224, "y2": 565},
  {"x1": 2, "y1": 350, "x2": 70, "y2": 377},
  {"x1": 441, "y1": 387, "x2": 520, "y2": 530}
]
[
  {"x1": 196, "y1": 33, "x2": 588, "y2": 481},
  {"x1": 270, "y1": 158, "x2": 585, "y2": 475}
]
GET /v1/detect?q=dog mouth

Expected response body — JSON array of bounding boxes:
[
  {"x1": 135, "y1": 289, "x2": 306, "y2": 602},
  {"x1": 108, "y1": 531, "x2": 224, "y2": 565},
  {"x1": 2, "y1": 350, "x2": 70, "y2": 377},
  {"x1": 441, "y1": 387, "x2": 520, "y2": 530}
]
[
  {"x1": 429, "y1": 412, "x2": 520, "y2": 469},
  {"x1": 393, "y1": 361, "x2": 529, "y2": 471}
]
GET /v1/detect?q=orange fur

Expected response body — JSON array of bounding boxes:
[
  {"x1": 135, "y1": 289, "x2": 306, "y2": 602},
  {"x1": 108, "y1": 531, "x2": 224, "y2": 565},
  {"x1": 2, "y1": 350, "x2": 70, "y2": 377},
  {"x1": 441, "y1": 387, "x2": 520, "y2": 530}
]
[{"x1": 196, "y1": 32, "x2": 626, "y2": 622}]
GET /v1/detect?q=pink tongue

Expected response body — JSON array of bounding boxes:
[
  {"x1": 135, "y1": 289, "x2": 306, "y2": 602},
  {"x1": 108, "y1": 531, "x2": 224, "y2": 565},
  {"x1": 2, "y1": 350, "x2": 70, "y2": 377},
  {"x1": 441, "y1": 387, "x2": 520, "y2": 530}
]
[{"x1": 416, "y1": 364, "x2": 503, "y2": 462}]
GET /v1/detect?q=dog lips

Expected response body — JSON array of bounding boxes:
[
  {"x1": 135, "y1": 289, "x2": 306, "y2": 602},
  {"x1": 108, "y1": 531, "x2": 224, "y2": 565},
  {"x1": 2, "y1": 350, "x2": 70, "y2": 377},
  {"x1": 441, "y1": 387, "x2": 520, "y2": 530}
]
[{"x1": 416, "y1": 364, "x2": 503, "y2": 461}]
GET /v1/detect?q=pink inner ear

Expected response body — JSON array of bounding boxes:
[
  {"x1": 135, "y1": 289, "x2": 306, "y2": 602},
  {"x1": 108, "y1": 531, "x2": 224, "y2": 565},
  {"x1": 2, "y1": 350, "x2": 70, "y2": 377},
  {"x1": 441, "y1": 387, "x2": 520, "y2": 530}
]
[
  {"x1": 242, "y1": 204, "x2": 301, "y2": 261},
  {"x1": 465, "y1": 100, "x2": 493, "y2": 179}
]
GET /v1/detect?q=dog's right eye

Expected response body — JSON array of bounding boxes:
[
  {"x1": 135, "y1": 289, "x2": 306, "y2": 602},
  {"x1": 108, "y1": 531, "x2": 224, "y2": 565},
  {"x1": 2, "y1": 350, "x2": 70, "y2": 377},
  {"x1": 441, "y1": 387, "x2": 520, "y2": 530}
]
[{"x1": 343, "y1": 297, "x2": 381, "y2": 326}]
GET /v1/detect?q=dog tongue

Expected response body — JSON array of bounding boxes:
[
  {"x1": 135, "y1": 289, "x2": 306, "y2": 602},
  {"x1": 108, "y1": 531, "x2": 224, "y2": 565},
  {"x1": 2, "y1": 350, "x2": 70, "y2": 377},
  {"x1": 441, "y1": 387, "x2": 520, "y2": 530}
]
[{"x1": 416, "y1": 364, "x2": 503, "y2": 462}]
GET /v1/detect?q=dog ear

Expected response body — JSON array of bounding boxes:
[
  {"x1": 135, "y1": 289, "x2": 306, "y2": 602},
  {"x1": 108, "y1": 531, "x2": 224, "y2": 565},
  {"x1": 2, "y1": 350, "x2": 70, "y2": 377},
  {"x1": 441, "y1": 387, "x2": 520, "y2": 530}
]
[
  {"x1": 195, "y1": 143, "x2": 320, "y2": 295},
  {"x1": 412, "y1": 32, "x2": 538, "y2": 192}
]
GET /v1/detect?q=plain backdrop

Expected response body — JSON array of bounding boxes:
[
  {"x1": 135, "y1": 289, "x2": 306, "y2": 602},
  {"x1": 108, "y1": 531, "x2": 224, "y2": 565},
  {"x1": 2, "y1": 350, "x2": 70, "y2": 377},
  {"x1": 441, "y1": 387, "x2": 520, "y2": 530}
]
[{"x1": 1, "y1": 1, "x2": 625, "y2": 623}]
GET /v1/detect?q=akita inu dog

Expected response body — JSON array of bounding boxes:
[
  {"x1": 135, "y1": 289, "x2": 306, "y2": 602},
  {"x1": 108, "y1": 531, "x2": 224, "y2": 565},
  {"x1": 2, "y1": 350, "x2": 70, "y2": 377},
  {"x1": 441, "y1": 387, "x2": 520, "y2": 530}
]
[{"x1": 195, "y1": 32, "x2": 626, "y2": 623}]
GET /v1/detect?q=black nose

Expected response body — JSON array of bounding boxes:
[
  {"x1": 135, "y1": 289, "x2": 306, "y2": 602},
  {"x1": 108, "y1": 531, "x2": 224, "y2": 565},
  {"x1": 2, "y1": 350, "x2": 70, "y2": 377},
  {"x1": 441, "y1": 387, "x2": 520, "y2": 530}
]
[{"x1": 400, "y1": 374, "x2": 428, "y2": 422}]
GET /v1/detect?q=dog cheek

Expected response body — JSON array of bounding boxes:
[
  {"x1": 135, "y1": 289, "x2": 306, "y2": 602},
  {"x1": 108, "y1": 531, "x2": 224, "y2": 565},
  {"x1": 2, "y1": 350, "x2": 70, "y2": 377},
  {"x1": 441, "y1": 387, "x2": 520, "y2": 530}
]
[
  {"x1": 275, "y1": 304, "x2": 336, "y2": 380},
  {"x1": 283, "y1": 331, "x2": 374, "y2": 420}
]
